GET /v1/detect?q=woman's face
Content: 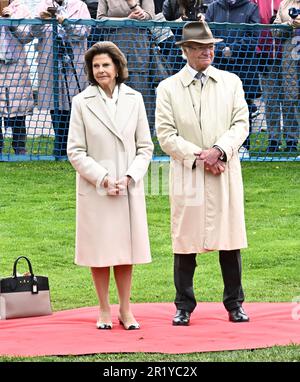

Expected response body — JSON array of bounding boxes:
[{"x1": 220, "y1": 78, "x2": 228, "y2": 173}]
[{"x1": 92, "y1": 53, "x2": 118, "y2": 89}]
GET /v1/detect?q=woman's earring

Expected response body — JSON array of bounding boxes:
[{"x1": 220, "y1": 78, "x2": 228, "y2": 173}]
[{"x1": 116, "y1": 73, "x2": 119, "y2": 78}]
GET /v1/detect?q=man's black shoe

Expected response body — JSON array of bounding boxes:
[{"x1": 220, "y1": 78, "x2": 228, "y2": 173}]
[
  {"x1": 172, "y1": 309, "x2": 191, "y2": 326},
  {"x1": 228, "y1": 307, "x2": 249, "y2": 323}
]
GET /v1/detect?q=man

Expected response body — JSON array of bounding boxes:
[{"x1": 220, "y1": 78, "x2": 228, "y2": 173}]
[{"x1": 155, "y1": 21, "x2": 250, "y2": 326}]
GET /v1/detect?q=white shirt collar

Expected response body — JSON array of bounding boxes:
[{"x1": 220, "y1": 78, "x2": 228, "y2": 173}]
[
  {"x1": 98, "y1": 84, "x2": 119, "y2": 123},
  {"x1": 186, "y1": 63, "x2": 210, "y2": 79},
  {"x1": 98, "y1": 84, "x2": 119, "y2": 103}
]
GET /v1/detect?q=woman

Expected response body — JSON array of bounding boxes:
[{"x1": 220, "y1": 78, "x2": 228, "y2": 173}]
[
  {"x1": 0, "y1": 0, "x2": 34, "y2": 155},
  {"x1": 67, "y1": 42, "x2": 153, "y2": 330},
  {"x1": 97, "y1": 0, "x2": 156, "y2": 134}
]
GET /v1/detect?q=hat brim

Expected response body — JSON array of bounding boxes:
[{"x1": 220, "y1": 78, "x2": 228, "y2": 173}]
[{"x1": 175, "y1": 38, "x2": 223, "y2": 46}]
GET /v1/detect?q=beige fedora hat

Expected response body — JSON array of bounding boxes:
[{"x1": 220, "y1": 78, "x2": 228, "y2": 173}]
[{"x1": 175, "y1": 21, "x2": 223, "y2": 46}]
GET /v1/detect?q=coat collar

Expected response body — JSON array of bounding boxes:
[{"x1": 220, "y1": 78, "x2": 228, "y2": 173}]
[
  {"x1": 84, "y1": 84, "x2": 136, "y2": 141},
  {"x1": 179, "y1": 65, "x2": 220, "y2": 87}
]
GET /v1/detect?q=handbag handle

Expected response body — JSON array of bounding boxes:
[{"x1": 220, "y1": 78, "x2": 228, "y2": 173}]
[{"x1": 12, "y1": 256, "x2": 34, "y2": 278}]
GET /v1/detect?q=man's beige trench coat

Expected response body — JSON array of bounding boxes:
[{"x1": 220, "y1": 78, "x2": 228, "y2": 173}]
[
  {"x1": 67, "y1": 84, "x2": 153, "y2": 267},
  {"x1": 155, "y1": 65, "x2": 249, "y2": 254}
]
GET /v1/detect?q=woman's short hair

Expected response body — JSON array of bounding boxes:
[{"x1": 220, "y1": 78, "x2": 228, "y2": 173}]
[{"x1": 84, "y1": 41, "x2": 129, "y2": 85}]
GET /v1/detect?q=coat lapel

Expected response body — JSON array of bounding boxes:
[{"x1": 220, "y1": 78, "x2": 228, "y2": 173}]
[
  {"x1": 178, "y1": 66, "x2": 219, "y2": 127},
  {"x1": 178, "y1": 67, "x2": 201, "y2": 127},
  {"x1": 84, "y1": 86, "x2": 124, "y2": 142},
  {"x1": 115, "y1": 84, "x2": 136, "y2": 133}
]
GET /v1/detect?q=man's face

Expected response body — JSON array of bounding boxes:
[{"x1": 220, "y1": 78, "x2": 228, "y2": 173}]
[{"x1": 183, "y1": 42, "x2": 214, "y2": 71}]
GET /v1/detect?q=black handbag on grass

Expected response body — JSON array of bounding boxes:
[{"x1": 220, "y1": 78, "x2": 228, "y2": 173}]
[{"x1": 0, "y1": 256, "x2": 52, "y2": 320}]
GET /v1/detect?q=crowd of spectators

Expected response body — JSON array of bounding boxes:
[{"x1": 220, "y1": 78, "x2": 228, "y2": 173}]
[{"x1": 0, "y1": 0, "x2": 299, "y2": 157}]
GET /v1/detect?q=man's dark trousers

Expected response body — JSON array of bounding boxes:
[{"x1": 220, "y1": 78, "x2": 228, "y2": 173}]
[{"x1": 174, "y1": 250, "x2": 245, "y2": 313}]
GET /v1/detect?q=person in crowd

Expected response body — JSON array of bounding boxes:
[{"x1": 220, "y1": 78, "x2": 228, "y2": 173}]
[
  {"x1": 162, "y1": 1, "x2": 213, "y2": 79},
  {"x1": 97, "y1": 0, "x2": 156, "y2": 134},
  {"x1": 254, "y1": 0, "x2": 291, "y2": 152},
  {"x1": 271, "y1": 0, "x2": 299, "y2": 153},
  {"x1": 205, "y1": 0, "x2": 261, "y2": 159},
  {"x1": 150, "y1": 1, "x2": 179, "y2": 78},
  {"x1": 82, "y1": 0, "x2": 98, "y2": 18},
  {"x1": 0, "y1": 0, "x2": 34, "y2": 155},
  {"x1": 67, "y1": 42, "x2": 153, "y2": 330},
  {"x1": 155, "y1": 21, "x2": 250, "y2": 326},
  {"x1": 82, "y1": 0, "x2": 107, "y2": 47},
  {"x1": 163, "y1": 0, "x2": 182, "y2": 20},
  {"x1": 163, "y1": 0, "x2": 213, "y2": 21},
  {"x1": 29, "y1": 0, "x2": 90, "y2": 159}
]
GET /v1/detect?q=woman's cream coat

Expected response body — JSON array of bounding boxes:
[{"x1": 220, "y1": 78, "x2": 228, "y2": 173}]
[
  {"x1": 67, "y1": 84, "x2": 153, "y2": 267},
  {"x1": 155, "y1": 65, "x2": 249, "y2": 254}
]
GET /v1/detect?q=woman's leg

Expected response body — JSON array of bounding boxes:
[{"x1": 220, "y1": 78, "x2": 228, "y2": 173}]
[
  {"x1": 91, "y1": 267, "x2": 112, "y2": 327},
  {"x1": 114, "y1": 265, "x2": 139, "y2": 329}
]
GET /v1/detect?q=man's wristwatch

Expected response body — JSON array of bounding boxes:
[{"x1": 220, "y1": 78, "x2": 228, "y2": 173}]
[{"x1": 213, "y1": 145, "x2": 226, "y2": 161}]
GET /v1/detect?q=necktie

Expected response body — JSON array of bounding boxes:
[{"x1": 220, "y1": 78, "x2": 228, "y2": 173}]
[{"x1": 195, "y1": 72, "x2": 204, "y2": 86}]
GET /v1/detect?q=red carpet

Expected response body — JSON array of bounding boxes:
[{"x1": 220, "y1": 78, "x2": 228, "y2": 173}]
[{"x1": 0, "y1": 302, "x2": 299, "y2": 356}]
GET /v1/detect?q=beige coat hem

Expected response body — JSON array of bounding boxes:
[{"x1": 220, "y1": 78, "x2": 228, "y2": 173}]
[
  {"x1": 75, "y1": 259, "x2": 152, "y2": 268},
  {"x1": 172, "y1": 245, "x2": 248, "y2": 255}
]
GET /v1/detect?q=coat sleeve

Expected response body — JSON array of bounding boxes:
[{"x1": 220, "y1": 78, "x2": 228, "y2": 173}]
[
  {"x1": 155, "y1": 80, "x2": 202, "y2": 169},
  {"x1": 249, "y1": 4, "x2": 260, "y2": 24},
  {"x1": 97, "y1": 0, "x2": 128, "y2": 19},
  {"x1": 126, "y1": 94, "x2": 154, "y2": 182},
  {"x1": 273, "y1": 3, "x2": 294, "y2": 38},
  {"x1": 67, "y1": 95, "x2": 109, "y2": 187},
  {"x1": 213, "y1": 76, "x2": 249, "y2": 162},
  {"x1": 163, "y1": 0, "x2": 180, "y2": 20},
  {"x1": 141, "y1": 0, "x2": 155, "y2": 19}
]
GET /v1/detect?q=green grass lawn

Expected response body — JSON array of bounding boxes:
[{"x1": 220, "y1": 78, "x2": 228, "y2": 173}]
[{"x1": 0, "y1": 161, "x2": 299, "y2": 362}]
